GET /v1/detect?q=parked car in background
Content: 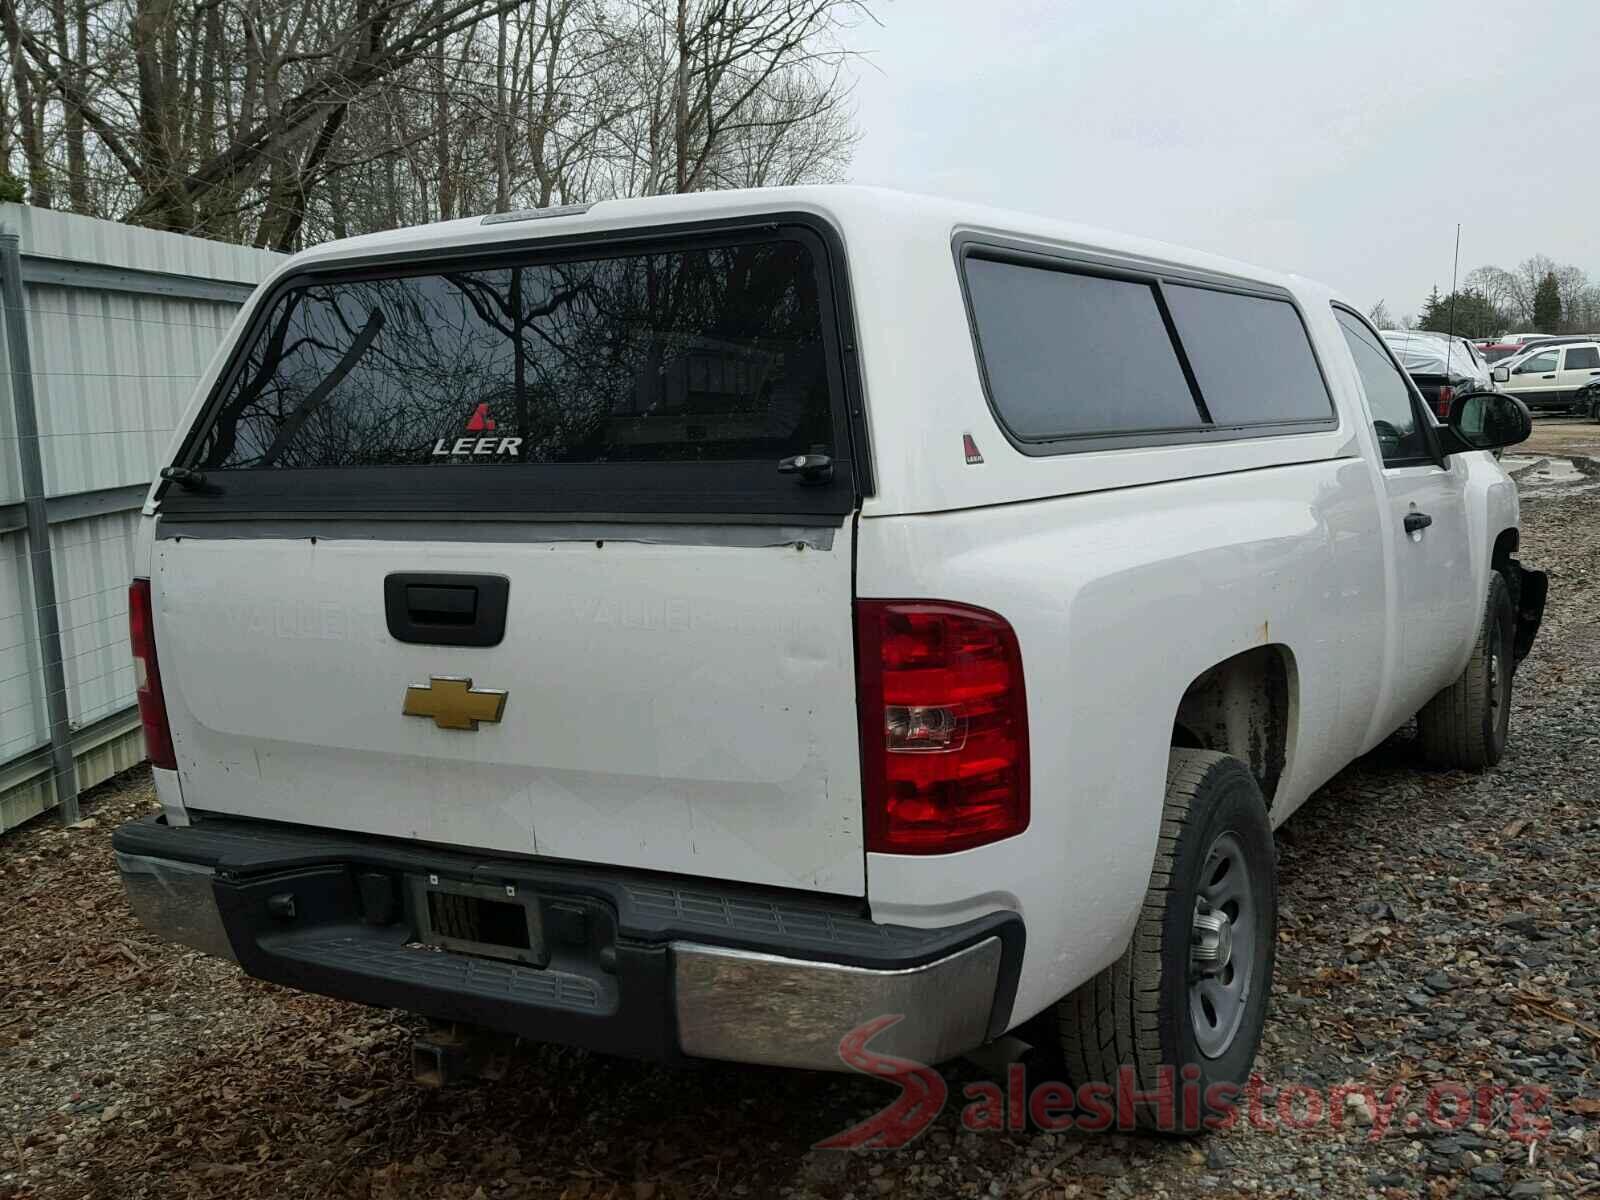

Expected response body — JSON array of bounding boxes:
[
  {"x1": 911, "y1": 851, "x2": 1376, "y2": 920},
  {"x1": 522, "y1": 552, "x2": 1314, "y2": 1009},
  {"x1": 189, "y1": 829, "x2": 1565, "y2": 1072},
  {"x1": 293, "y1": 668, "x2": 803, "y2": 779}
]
[
  {"x1": 1479, "y1": 332, "x2": 1562, "y2": 363},
  {"x1": 1477, "y1": 332, "x2": 1582, "y2": 363},
  {"x1": 1575, "y1": 379, "x2": 1600, "y2": 421},
  {"x1": 1475, "y1": 339, "x2": 1524, "y2": 364},
  {"x1": 1498, "y1": 334, "x2": 1600, "y2": 359},
  {"x1": 1383, "y1": 330, "x2": 1494, "y2": 417},
  {"x1": 1492, "y1": 340, "x2": 1600, "y2": 410}
]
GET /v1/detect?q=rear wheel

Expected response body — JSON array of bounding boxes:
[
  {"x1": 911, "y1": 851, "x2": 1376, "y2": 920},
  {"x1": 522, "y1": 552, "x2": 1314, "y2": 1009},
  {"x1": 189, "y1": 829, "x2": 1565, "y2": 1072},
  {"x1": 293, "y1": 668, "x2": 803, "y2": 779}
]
[
  {"x1": 1053, "y1": 750, "x2": 1276, "y2": 1135},
  {"x1": 1416, "y1": 572, "x2": 1514, "y2": 770}
]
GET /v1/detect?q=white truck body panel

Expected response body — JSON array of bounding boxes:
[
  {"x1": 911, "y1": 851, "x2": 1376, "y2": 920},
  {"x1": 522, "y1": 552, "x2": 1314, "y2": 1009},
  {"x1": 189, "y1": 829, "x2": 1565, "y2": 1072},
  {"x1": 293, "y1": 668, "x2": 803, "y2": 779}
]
[
  {"x1": 857, "y1": 456, "x2": 1388, "y2": 1020},
  {"x1": 133, "y1": 185, "x2": 1527, "y2": 1044},
  {"x1": 153, "y1": 525, "x2": 865, "y2": 895}
]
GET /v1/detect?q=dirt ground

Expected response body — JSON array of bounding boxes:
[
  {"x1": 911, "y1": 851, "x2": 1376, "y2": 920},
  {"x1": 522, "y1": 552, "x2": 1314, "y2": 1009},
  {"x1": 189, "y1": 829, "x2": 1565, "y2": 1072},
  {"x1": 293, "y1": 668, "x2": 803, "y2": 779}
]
[
  {"x1": 1521, "y1": 412, "x2": 1600, "y2": 458},
  {"x1": 2, "y1": 443, "x2": 1598, "y2": 1200}
]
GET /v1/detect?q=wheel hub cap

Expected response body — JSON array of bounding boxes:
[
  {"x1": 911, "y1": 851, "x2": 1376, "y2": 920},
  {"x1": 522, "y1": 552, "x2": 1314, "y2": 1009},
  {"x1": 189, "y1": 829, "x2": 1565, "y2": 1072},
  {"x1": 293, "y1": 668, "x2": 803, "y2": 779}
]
[
  {"x1": 1191, "y1": 909, "x2": 1233, "y2": 975},
  {"x1": 1188, "y1": 831, "x2": 1256, "y2": 1060}
]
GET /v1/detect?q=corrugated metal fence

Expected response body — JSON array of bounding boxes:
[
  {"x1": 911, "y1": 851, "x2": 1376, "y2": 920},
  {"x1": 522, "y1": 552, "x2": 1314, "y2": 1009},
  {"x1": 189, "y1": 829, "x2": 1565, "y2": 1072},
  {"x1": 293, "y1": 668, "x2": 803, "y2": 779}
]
[{"x1": 0, "y1": 205, "x2": 281, "y2": 831}]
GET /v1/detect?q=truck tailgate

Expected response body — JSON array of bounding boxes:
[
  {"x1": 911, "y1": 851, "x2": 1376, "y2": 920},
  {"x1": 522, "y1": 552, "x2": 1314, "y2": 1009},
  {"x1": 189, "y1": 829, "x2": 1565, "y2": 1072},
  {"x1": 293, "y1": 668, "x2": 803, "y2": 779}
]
[{"x1": 154, "y1": 526, "x2": 864, "y2": 894}]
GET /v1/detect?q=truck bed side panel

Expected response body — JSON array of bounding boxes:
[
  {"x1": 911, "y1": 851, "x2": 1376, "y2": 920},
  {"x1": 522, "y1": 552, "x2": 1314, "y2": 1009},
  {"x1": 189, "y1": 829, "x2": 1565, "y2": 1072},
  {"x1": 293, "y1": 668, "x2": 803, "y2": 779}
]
[{"x1": 856, "y1": 457, "x2": 1384, "y2": 1026}]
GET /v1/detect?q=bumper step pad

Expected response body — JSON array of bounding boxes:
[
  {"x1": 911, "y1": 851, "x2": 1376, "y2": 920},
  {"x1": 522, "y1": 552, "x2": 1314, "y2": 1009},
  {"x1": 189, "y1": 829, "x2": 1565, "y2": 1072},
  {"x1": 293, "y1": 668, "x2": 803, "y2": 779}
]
[{"x1": 272, "y1": 933, "x2": 611, "y2": 1013}]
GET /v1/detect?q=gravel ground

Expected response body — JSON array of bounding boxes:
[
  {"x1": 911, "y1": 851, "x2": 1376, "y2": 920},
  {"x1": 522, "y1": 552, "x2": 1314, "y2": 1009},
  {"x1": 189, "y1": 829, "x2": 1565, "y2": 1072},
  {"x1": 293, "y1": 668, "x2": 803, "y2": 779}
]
[
  {"x1": 3, "y1": 450, "x2": 1598, "y2": 1200},
  {"x1": 1521, "y1": 413, "x2": 1600, "y2": 459}
]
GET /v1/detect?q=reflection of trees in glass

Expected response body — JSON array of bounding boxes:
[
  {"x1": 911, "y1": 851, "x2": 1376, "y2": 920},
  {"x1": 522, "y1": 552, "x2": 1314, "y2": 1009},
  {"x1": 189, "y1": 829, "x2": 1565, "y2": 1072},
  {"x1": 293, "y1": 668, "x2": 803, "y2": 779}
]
[{"x1": 199, "y1": 240, "x2": 832, "y2": 470}]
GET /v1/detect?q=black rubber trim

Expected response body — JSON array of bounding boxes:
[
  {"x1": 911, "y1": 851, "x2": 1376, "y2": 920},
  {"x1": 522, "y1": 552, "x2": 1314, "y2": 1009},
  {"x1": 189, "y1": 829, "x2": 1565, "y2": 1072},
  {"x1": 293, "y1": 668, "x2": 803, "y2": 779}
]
[
  {"x1": 1511, "y1": 561, "x2": 1548, "y2": 663},
  {"x1": 157, "y1": 463, "x2": 856, "y2": 525},
  {"x1": 113, "y1": 812, "x2": 1024, "y2": 976},
  {"x1": 212, "y1": 862, "x2": 674, "y2": 1059}
]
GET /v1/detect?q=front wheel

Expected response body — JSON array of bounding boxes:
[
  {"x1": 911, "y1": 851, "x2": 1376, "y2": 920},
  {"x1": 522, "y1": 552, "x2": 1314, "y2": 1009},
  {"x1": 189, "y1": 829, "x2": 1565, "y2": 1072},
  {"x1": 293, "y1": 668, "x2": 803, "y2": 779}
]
[
  {"x1": 1052, "y1": 749, "x2": 1276, "y2": 1134},
  {"x1": 1416, "y1": 571, "x2": 1515, "y2": 770}
]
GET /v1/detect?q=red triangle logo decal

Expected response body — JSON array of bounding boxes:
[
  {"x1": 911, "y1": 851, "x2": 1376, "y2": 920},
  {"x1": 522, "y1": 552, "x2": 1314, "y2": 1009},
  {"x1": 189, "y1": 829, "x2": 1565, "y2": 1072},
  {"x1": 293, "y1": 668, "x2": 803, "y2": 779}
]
[{"x1": 466, "y1": 403, "x2": 497, "y2": 432}]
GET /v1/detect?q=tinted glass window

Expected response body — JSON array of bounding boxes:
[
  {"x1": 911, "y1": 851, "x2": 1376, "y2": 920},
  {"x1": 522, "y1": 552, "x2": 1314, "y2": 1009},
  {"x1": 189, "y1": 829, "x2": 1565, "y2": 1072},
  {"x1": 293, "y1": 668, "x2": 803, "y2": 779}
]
[
  {"x1": 197, "y1": 241, "x2": 834, "y2": 471},
  {"x1": 1563, "y1": 346, "x2": 1600, "y2": 370},
  {"x1": 1164, "y1": 285, "x2": 1333, "y2": 425},
  {"x1": 964, "y1": 257, "x2": 1201, "y2": 438},
  {"x1": 1335, "y1": 310, "x2": 1428, "y2": 464},
  {"x1": 1518, "y1": 351, "x2": 1558, "y2": 373}
]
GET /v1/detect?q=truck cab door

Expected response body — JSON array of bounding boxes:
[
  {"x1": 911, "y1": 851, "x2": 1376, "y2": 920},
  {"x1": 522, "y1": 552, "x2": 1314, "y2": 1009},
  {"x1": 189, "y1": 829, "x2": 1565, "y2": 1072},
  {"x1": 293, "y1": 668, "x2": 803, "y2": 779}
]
[{"x1": 1333, "y1": 310, "x2": 1477, "y2": 742}]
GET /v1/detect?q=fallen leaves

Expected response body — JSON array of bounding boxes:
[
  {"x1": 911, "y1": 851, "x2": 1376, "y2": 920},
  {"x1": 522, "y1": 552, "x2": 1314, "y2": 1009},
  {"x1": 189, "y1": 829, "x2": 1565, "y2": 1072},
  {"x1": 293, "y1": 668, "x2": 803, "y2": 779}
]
[{"x1": 1511, "y1": 991, "x2": 1600, "y2": 1050}]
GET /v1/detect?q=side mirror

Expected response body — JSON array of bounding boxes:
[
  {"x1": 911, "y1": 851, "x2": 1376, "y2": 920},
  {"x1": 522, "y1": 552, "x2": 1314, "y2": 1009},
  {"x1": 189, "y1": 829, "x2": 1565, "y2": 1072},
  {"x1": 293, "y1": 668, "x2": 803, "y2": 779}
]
[
  {"x1": 1442, "y1": 390, "x2": 1531, "y2": 454},
  {"x1": 1491, "y1": 365, "x2": 1510, "y2": 384}
]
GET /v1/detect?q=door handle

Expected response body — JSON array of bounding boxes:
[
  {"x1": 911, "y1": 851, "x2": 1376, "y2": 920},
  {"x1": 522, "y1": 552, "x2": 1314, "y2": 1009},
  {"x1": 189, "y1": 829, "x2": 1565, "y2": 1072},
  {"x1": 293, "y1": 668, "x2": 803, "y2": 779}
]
[
  {"x1": 384, "y1": 573, "x2": 510, "y2": 647},
  {"x1": 1540, "y1": 374, "x2": 1555, "y2": 379},
  {"x1": 1403, "y1": 512, "x2": 1433, "y2": 534},
  {"x1": 405, "y1": 584, "x2": 477, "y2": 626}
]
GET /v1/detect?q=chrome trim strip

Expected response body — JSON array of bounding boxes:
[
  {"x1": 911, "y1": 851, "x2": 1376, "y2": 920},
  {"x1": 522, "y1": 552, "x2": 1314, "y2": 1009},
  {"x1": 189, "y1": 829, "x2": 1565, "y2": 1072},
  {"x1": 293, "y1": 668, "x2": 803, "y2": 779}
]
[
  {"x1": 155, "y1": 518, "x2": 835, "y2": 550},
  {"x1": 114, "y1": 851, "x2": 236, "y2": 961},
  {"x1": 673, "y1": 936, "x2": 1001, "y2": 1070}
]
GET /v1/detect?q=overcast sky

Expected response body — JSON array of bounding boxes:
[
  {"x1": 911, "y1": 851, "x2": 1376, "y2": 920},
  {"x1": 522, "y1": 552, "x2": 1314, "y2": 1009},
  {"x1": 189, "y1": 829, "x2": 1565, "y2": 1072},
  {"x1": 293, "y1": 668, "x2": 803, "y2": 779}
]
[{"x1": 846, "y1": 0, "x2": 1600, "y2": 319}]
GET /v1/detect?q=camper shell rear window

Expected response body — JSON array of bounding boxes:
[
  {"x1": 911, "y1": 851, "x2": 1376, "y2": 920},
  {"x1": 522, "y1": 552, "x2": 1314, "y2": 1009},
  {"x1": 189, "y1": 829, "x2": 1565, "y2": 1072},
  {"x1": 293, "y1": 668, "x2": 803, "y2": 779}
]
[{"x1": 162, "y1": 221, "x2": 862, "y2": 523}]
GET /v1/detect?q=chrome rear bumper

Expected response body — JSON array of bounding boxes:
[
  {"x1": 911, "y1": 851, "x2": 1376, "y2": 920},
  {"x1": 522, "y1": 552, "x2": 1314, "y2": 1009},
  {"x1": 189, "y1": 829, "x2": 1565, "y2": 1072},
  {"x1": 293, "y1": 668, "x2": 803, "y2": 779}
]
[
  {"x1": 674, "y1": 937, "x2": 1003, "y2": 1068},
  {"x1": 115, "y1": 851, "x2": 234, "y2": 961}
]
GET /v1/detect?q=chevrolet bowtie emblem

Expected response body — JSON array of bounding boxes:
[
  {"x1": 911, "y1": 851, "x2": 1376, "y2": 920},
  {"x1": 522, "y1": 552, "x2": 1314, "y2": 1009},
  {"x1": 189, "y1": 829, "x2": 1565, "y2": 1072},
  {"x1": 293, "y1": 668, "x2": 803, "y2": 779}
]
[{"x1": 402, "y1": 676, "x2": 508, "y2": 731}]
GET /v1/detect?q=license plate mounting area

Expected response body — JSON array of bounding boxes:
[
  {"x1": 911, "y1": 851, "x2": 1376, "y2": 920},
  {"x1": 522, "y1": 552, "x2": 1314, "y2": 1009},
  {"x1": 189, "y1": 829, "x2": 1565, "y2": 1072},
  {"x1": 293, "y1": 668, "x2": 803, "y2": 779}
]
[{"x1": 409, "y1": 874, "x2": 547, "y2": 968}]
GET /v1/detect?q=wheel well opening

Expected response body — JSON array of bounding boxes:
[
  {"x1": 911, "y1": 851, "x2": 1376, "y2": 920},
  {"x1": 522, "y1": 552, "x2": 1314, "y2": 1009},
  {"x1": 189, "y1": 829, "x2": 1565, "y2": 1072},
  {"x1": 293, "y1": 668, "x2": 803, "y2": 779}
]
[
  {"x1": 1492, "y1": 528, "x2": 1519, "y2": 574},
  {"x1": 1171, "y1": 645, "x2": 1294, "y2": 811}
]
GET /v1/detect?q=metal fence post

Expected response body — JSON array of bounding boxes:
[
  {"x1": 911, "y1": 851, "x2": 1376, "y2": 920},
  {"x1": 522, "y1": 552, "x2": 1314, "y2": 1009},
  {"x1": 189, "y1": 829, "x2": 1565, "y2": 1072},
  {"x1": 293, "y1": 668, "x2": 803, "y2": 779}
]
[{"x1": 1, "y1": 228, "x2": 79, "y2": 824}]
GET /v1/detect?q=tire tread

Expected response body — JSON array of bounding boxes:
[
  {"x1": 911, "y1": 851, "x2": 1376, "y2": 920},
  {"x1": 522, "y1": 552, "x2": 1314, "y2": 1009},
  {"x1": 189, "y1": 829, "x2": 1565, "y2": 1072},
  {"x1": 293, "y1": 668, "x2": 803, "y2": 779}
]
[
  {"x1": 1417, "y1": 572, "x2": 1512, "y2": 770},
  {"x1": 1055, "y1": 749, "x2": 1254, "y2": 1129}
]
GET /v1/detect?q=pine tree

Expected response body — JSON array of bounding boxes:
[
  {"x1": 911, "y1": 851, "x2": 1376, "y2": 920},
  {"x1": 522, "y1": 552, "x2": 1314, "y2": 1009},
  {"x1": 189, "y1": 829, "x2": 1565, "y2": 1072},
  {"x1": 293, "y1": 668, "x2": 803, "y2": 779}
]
[
  {"x1": 1534, "y1": 272, "x2": 1562, "y2": 331},
  {"x1": 1417, "y1": 287, "x2": 1446, "y2": 332}
]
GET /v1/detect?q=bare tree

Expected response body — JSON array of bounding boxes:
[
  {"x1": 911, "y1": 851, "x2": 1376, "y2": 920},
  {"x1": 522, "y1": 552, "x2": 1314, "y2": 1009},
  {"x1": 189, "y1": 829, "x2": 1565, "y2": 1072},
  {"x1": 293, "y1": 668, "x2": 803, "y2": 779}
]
[
  {"x1": 0, "y1": 0, "x2": 871, "y2": 247},
  {"x1": 1505, "y1": 254, "x2": 1558, "y2": 326},
  {"x1": 703, "y1": 61, "x2": 859, "y2": 188},
  {"x1": 601, "y1": 0, "x2": 866, "y2": 197},
  {"x1": 1553, "y1": 264, "x2": 1589, "y2": 332},
  {"x1": 0, "y1": 0, "x2": 50, "y2": 206},
  {"x1": 1462, "y1": 266, "x2": 1516, "y2": 319}
]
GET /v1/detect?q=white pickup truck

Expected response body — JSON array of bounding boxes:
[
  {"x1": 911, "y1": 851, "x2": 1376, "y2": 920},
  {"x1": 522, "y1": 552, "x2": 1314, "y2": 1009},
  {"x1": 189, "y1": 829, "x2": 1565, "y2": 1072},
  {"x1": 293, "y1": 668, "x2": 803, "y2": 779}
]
[{"x1": 116, "y1": 187, "x2": 1545, "y2": 1129}]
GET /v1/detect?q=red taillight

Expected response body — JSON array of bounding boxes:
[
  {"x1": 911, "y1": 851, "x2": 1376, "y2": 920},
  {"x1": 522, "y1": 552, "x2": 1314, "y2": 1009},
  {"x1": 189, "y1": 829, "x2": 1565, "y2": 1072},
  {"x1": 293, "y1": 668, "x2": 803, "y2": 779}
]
[
  {"x1": 128, "y1": 579, "x2": 176, "y2": 770},
  {"x1": 855, "y1": 600, "x2": 1029, "y2": 854},
  {"x1": 1435, "y1": 385, "x2": 1453, "y2": 419}
]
